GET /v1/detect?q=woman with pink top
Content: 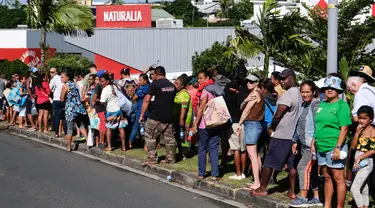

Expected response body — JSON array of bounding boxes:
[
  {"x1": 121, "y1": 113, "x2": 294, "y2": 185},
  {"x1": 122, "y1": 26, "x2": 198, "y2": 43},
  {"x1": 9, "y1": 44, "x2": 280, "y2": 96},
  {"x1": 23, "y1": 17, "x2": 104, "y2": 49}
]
[{"x1": 35, "y1": 73, "x2": 51, "y2": 133}]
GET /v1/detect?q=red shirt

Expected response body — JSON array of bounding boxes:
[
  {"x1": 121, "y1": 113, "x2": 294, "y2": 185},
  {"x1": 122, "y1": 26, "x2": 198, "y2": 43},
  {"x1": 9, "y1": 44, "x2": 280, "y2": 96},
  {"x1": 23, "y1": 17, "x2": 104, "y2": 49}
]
[{"x1": 35, "y1": 82, "x2": 51, "y2": 104}]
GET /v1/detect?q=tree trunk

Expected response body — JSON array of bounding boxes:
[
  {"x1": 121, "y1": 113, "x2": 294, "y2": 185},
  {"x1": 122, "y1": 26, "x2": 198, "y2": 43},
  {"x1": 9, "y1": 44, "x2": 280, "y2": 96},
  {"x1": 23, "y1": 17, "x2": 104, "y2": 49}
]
[
  {"x1": 263, "y1": 50, "x2": 269, "y2": 76},
  {"x1": 39, "y1": 29, "x2": 48, "y2": 72}
]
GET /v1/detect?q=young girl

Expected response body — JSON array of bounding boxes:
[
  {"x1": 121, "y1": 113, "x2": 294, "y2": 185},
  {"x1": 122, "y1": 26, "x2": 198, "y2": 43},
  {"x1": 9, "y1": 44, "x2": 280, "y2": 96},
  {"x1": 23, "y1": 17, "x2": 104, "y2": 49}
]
[
  {"x1": 17, "y1": 75, "x2": 28, "y2": 128},
  {"x1": 350, "y1": 105, "x2": 375, "y2": 208}
]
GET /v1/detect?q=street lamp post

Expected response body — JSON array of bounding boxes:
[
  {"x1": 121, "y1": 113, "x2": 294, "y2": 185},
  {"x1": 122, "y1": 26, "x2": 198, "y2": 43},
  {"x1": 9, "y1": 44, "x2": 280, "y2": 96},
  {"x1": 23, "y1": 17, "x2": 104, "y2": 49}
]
[{"x1": 327, "y1": 0, "x2": 338, "y2": 75}]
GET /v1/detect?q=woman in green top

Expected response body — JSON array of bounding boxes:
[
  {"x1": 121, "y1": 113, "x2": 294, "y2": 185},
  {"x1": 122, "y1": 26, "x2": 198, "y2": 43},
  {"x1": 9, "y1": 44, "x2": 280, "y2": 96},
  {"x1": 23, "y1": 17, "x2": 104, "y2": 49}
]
[
  {"x1": 173, "y1": 76, "x2": 193, "y2": 157},
  {"x1": 311, "y1": 76, "x2": 352, "y2": 208}
]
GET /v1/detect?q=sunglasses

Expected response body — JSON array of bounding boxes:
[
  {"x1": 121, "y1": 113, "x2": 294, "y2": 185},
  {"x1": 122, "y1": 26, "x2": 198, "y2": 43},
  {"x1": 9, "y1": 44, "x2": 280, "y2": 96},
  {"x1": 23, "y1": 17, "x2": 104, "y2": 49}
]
[
  {"x1": 50, "y1": 71, "x2": 56, "y2": 74},
  {"x1": 247, "y1": 80, "x2": 258, "y2": 84}
]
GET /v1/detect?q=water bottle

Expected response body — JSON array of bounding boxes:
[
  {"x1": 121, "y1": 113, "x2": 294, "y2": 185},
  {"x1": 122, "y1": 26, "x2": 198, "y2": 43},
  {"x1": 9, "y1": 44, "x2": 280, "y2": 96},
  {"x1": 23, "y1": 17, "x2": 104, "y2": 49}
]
[
  {"x1": 140, "y1": 122, "x2": 145, "y2": 136},
  {"x1": 352, "y1": 159, "x2": 369, "y2": 172},
  {"x1": 312, "y1": 152, "x2": 317, "y2": 161},
  {"x1": 167, "y1": 175, "x2": 172, "y2": 182},
  {"x1": 180, "y1": 128, "x2": 184, "y2": 140}
]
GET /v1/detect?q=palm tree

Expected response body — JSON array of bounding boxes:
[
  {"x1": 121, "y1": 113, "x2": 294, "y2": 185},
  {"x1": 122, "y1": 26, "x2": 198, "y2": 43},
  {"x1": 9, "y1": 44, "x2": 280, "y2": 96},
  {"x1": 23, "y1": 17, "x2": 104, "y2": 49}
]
[
  {"x1": 229, "y1": 0, "x2": 310, "y2": 74},
  {"x1": 105, "y1": 0, "x2": 124, "y2": 5},
  {"x1": 217, "y1": 0, "x2": 233, "y2": 18},
  {"x1": 0, "y1": 0, "x2": 14, "y2": 6},
  {"x1": 27, "y1": 0, "x2": 93, "y2": 71}
]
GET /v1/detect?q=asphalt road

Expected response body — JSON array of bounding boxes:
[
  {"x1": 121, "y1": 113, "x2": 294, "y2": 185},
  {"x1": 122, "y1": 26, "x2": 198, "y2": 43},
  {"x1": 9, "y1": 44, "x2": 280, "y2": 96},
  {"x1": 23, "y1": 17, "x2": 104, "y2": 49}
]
[{"x1": 0, "y1": 133, "x2": 237, "y2": 208}]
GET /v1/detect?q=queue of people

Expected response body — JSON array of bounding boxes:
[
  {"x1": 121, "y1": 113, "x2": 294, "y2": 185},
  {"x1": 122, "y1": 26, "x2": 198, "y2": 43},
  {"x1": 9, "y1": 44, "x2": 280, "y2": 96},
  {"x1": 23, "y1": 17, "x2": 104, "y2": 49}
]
[{"x1": 1, "y1": 63, "x2": 375, "y2": 208}]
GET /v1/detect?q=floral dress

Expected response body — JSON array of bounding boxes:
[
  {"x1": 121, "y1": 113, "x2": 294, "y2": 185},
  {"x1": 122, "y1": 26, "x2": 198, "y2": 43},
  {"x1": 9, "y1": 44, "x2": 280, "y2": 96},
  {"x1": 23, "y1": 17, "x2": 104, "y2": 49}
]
[{"x1": 65, "y1": 81, "x2": 87, "y2": 122}]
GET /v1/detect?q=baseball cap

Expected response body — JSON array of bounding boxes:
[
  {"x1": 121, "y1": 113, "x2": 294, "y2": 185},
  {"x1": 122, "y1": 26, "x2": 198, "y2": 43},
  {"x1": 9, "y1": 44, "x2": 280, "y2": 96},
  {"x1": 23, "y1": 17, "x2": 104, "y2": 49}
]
[
  {"x1": 245, "y1": 74, "x2": 260, "y2": 82},
  {"x1": 279, "y1": 69, "x2": 296, "y2": 78},
  {"x1": 30, "y1": 67, "x2": 38, "y2": 73},
  {"x1": 97, "y1": 70, "x2": 107, "y2": 78}
]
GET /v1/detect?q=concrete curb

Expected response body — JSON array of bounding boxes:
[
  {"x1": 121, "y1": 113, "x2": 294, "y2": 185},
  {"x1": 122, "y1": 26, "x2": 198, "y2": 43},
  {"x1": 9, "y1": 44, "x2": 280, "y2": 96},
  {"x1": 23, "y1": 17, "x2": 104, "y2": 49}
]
[{"x1": 4, "y1": 126, "x2": 289, "y2": 208}]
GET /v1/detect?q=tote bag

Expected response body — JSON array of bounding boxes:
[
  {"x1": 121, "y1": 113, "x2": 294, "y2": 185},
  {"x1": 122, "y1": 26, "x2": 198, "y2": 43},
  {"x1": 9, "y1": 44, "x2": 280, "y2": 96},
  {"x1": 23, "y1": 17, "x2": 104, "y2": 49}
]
[{"x1": 203, "y1": 96, "x2": 231, "y2": 129}]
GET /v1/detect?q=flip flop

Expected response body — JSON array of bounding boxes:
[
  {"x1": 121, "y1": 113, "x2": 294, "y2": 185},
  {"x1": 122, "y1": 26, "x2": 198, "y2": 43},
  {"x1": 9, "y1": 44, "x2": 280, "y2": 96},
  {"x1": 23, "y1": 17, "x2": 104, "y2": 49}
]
[
  {"x1": 251, "y1": 191, "x2": 268, "y2": 197},
  {"x1": 142, "y1": 161, "x2": 157, "y2": 167}
]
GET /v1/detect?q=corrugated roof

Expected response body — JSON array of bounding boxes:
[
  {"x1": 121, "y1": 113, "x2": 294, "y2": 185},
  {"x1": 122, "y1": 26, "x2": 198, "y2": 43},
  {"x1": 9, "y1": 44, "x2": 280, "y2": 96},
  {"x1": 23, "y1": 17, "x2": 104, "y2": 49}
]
[{"x1": 152, "y1": 9, "x2": 175, "y2": 21}]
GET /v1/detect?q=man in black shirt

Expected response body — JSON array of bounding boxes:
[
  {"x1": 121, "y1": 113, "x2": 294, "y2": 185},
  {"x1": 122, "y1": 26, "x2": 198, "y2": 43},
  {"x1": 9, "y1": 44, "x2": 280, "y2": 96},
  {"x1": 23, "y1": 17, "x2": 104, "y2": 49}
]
[
  {"x1": 140, "y1": 66, "x2": 177, "y2": 166},
  {"x1": 224, "y1": 66, "x2": 250, "y2": 180}
]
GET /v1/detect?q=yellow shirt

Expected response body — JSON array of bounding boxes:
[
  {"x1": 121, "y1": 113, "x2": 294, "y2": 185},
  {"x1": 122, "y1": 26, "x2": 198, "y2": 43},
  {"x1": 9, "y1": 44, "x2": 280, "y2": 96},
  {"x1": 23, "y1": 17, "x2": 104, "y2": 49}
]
[{"x1": 275, "y1": 84, "x2": 286, "y2": 98}]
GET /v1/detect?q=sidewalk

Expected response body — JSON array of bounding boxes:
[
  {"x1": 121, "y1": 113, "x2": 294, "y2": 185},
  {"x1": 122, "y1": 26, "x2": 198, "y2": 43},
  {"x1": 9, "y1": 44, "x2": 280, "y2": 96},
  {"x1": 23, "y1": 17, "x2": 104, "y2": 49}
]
[{"x1": 0, "y1": 124, "x2": 358, "y2": 208}]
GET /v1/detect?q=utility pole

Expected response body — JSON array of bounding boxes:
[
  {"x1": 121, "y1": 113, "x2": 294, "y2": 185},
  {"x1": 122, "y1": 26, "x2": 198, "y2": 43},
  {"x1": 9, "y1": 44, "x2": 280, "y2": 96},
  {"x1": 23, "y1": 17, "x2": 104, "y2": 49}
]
[{"x1": 327, "y1": 0, "x2": 338, "y2": 75}]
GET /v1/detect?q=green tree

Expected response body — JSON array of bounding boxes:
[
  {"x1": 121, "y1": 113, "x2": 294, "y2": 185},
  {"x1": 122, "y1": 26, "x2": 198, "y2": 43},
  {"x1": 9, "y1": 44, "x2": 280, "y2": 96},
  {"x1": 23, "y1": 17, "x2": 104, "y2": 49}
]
[
  {"x1": 230, "y1": 0, "x2": 309, "y2": 75},
  {"x1": 47, "y1": 53, "x2": 92, "y2": 75},
  {"x1": 217, "y1": 0, "x2": 233, "y2": 18},
  {"x1": 192, "y1": 37, "x2": 244, "y2": 75},
  {"x1": 105, "y1": 0, "x2": 124, "y2": 5},
  {"x1": 27, "y1": 0, "x2": 94, "y2": 72},
  {"x1": 164, "y1": 0, "x2": 202, "y2": 26},
  {"x1": 0, "y1": 1, "x2": 27, "y2": 28},
  {"x1": 0, "y1": 59, "x2": 29, "y2": 78},
  {"x1": 228, "y1": 0, "x2": 253, "y2": 21}
]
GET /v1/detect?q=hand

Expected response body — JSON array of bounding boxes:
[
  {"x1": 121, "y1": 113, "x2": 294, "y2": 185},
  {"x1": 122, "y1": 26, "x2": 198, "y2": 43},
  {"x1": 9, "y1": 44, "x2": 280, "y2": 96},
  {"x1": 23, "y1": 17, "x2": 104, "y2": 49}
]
[
  {"x1": 190, "y1": 126, "x2": 197, "y2": 135},
  {"x1": 292, "y1": 143, "x2": 298, "y2": 155},
  {"x1": 356, "y1": 124, "x2": 364, "y2": 135},
  {"x1": 229, "y1": 88, "x2": 238, "y2": 93},
  {"x1": 310, "y1": 145, "x2": 316, "y2": 157},
  {"x1": 332, "y1": 148, "x2": 341, "y2": 161},
  {"x1": 267, "y1": 128, "x2": 274, "y2": 136},
  {"x1": 236, "y1": 126, "x2": 242, "y2": 136},
  {"x1": 354, "y1": 158, "x2": 361, "y2": 169},
  {"x1": 139, "y1": 116, "x2": 144, "y2": 123},
  {"x1": 179, "y1": 119, "x2": 185, "y2": 128}
]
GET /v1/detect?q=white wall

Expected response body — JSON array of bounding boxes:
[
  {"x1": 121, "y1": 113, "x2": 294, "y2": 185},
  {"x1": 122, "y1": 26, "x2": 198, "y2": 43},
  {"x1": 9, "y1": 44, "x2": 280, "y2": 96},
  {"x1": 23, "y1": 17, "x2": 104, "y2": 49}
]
[{"x1": 0, "y1": 30, "x2": 27, "y2": 48}]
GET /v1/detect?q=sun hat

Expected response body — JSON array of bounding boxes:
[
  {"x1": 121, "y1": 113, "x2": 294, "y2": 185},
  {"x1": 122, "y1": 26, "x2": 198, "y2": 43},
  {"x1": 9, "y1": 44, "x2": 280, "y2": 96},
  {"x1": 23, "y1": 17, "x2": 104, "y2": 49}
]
[
  {"x1": 321, "y1": 76, "x2": 344, "y2": 93},
  {"x1": 245, "y1": 74, "x2": 260, "y2": 82},
  {"x1": 348, "y1": 65, "x2": 375, "y2": 83}
]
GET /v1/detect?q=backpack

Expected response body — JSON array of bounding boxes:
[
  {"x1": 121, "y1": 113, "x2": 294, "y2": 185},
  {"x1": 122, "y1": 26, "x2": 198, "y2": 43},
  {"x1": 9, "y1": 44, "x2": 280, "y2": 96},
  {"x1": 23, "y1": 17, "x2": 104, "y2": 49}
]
[
  {"x1": 112, "y1": 85, "x2": 132, "y2": 116},
  {"x1": 264, "y1": 99, "x2": 276, "y2": 127}
]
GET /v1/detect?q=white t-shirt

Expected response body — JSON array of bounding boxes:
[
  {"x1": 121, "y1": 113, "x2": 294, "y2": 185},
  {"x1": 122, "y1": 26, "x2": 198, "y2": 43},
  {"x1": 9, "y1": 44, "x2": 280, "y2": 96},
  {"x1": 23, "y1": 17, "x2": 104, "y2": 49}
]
[
  {"x1": 100, "y1": 85, "x2": 120, "y2": 112},
  {"x1": 49, "y1": 75, "x2": 62, "y2": 101},
  {"x1": 352, "y1": 83, "x2": 375, "y2": 124}
]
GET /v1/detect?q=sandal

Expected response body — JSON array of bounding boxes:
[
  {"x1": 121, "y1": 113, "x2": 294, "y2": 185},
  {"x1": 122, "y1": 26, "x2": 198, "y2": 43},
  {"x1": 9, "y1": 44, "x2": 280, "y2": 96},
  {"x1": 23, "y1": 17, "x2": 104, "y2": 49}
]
[
  {"x1": 197, "y1": 176, "x2": 204, "y2": 180},
  {"x1": 142, "y1": 160, "x2": 158, "y2": 167},
  {"x1": 211, "y1": 177, "x2": 220, "y2": 181},
  {"x1": 251, "y1": 190, "x2": 268, "y2": 197}
]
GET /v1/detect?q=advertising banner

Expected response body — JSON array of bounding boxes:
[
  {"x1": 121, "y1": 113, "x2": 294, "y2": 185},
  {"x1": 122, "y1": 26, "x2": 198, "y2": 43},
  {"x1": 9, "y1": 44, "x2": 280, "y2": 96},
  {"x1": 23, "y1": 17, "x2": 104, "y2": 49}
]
[{"x1": 96, "y1": 5, "x2": 152, "y2": 28}]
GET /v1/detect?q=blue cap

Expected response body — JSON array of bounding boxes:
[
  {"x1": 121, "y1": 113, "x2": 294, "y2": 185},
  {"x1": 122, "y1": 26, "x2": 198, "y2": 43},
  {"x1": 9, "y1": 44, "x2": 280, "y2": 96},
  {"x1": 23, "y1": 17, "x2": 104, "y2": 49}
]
[
  {"x1": 321, "y1": 76, "x2": 344, "y2": 93},
  {"x1": 188, "y1": 77, "x2": 198, "y2": 85},
  {"x1": 97, "y1": 70, "x2": 107, "y2": 78},
  {"x1": 30, "y1": 67, "x2": 38, "y2": 73}
]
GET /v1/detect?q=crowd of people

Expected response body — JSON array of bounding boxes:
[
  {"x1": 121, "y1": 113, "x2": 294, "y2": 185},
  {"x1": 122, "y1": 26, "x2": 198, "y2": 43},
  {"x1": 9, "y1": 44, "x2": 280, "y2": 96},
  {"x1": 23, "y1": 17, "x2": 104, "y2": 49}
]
[{"x1": 1, "y1": 63, "x2": 375, "y2": 208}]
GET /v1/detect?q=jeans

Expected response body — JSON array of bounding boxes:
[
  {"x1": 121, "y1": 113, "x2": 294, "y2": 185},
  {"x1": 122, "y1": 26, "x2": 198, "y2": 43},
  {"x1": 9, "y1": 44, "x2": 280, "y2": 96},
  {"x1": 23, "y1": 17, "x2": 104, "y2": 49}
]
[
  {"x1": 129, "y1": 114, "x2": 141, "y2": 142},
  {"x1": 351, "y1": 151, "x2": 373, "y2": 207},
  {"x1": 198, "y1": 128, "x2": 220, "y2": 177},
  {"x1": 52, "y1": 101, "x2": 66, "y2": 136}
]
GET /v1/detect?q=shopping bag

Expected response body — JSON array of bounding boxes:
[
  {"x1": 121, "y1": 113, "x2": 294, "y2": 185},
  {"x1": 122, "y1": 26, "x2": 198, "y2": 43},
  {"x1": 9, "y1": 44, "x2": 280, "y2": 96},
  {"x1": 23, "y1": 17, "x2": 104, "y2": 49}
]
[
  {"x1": 31, "y1": 102, "x2": 38, "y2": 116},
  {"x1": 87, "y1": 129, "x2": 94, "y2": 147},
  {"x1": 203, "y1": 96, "x2": 231, "y2": 129},
  {"x1": 88, "y1": 108, "x2": 100, "y2": 130}
]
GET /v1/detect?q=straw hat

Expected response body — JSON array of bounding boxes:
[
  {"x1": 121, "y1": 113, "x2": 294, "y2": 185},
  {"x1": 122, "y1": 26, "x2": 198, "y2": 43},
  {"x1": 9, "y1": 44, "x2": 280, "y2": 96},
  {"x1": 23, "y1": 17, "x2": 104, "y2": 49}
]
[{"x1": 349, "y1": 65, "x2": 375, "y2": 83}]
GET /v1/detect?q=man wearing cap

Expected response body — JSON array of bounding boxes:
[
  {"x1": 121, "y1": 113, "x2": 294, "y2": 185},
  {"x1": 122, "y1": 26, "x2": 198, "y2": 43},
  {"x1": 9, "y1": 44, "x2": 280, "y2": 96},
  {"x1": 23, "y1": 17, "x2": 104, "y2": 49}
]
[
  {"x1": 253, "y1": 68, "x2": 302, "y2": 198},
  {"x1": 347, "y1": 66, "x2": 375, "y2": 123},
  {"x1": 139, "y1": 66, "x2": 177, "y2": 166}
]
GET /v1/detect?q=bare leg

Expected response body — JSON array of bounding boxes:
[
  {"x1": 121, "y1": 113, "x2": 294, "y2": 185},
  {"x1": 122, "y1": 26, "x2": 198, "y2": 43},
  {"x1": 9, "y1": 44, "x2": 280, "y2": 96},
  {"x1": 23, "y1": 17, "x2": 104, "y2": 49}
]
[
  {"x1": 43, "y1": 110, "x2": 48, "y2": 132},
  {"x1": 287, "y1": 168, "x2": 297, "y2": 199},
  {"x1": 247, "y1": 144, "x2": 261, "y2": 189},
  {"x1": 322, "y1": 166, "x2": 334, "y2": 208},
  {"x1": 253, "y1": 167, "x2": 273, "y2": 194},
  {"x1": 27, "y1": 114, "x2": 36, "y2": 129},
  {"x1": 331, "y1": 168, "x2": 346, "y2": 208},
  {"x1": 241, "y1": 151, "x2": 247, "y2": 174},
  {"x1": 18, "y1": 116, "x2": 24, "y2": 128},
  {"x1": 119, "y1": 128, "x2": 126, "y2": 151},
  {"x1": 38, "y1": 109, "x2": 43, "y2": 132},
  {"x1": 105, "y1": 128, "x2": 112, "y2": 151},
  {"x1": 233, "y1": 150, "x2": 241, "y2": 176},
  {"x1": 66, "y1": 134, "x2": 72, "y2": 151}
]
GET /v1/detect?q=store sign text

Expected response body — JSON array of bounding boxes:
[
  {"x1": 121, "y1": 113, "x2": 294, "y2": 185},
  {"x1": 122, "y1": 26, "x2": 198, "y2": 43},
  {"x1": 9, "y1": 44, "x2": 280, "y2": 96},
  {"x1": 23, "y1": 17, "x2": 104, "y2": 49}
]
[{"x1": 104, "y1": 11, "x2": 143, "y2": 22}]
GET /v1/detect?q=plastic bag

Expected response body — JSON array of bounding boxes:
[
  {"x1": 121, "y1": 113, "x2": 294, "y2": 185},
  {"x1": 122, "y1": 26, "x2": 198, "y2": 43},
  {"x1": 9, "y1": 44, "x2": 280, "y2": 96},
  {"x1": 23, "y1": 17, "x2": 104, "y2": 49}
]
[
  {"x1": 87, "y1": 128, "x2": 94, "y2": 147},
  {"x1": 31, "y1": 102, "x2": 38, "y2": 116}
]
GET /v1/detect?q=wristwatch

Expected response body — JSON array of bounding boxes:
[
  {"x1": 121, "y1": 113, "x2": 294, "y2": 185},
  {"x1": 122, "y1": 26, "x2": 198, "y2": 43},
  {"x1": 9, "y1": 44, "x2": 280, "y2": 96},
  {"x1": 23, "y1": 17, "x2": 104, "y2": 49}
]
[{"x1": 335, "y1": 145, "x2": 341, "y2": 150}]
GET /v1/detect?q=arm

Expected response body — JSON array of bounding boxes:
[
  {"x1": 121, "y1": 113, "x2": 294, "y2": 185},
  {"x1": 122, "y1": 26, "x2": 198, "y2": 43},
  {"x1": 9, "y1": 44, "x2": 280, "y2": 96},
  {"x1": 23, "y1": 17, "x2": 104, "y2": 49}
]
[
  {"x1": 351, "y1": 127, "x2": 362, "y2": 150},
  {"x1": 179, "y1": 107, "x2": 187, "y2": 127},
  {"x1": 332, "y1": 126, "x2": 349, "y2": 161},
  {"x1": 139, "y1": 94, "x2": 151, "y2": 122},
  {"x1": 192, "y1": 96, "x2": 208, "y2": 132},
  {"x1": 60, "y1": 84, "x2": 68, "y2": 102},
  {"x1": 269, "y1": 104, "x2": 289, "y2": 132},
  {"x1": 19, "y1": 87, "x2": 27, "y2": 96}
]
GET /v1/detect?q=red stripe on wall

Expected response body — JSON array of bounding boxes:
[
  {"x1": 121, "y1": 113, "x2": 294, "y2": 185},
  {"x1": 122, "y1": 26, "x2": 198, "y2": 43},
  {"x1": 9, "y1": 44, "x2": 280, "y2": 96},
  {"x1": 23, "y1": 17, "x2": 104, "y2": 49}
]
[{"x1": 94, "y1": 54, "x2": 142, "y2": 80}]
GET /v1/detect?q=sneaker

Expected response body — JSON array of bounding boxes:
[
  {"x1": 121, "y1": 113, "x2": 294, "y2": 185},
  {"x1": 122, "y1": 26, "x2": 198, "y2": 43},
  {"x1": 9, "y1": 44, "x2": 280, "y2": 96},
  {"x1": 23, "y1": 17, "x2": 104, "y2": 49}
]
[
  {"x1": 241, "y1": 174, "x2": 246, "y2": 179},
  {"x1": 228, "y1": 174, "x2": 243, "y2": 180},
  {"x1": 288, "y1": 197, "x2": 309, "y2": 208},
  {"x1": 308, "y1": 198, "x2": 323, "y2": 207}
]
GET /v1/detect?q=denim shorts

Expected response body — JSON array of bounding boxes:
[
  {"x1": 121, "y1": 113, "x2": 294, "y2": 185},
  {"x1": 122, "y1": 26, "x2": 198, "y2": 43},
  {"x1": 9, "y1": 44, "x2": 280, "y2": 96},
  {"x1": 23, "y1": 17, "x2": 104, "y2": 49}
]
[
  {"x1": 244, "y1": 121, "x2": 263, "y2": 145},
  {"x1": 317, "y1": 143, "x2": 348, "y2": 169}
]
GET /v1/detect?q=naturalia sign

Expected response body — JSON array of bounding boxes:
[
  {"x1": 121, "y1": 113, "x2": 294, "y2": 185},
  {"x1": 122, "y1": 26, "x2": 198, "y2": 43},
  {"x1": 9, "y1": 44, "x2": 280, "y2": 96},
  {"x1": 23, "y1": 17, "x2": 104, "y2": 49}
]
[{"x1": 96, "y1": 5, "x2": 151, "y2": 28}]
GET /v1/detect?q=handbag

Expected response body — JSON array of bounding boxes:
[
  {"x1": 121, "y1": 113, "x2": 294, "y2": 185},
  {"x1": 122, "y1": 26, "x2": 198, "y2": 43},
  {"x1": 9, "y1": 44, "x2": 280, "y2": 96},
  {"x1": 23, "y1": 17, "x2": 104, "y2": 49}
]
[{"x1": 203, "y1": 96, "x2": 231, "y2": 129}]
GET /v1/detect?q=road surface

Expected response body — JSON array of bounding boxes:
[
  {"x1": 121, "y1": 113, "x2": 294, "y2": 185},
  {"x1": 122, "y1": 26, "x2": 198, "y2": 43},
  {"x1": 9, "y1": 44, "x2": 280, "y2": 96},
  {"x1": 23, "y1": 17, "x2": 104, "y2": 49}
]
[{"x1": 0, "y1": 133, "x2": 239, "y2": 208}]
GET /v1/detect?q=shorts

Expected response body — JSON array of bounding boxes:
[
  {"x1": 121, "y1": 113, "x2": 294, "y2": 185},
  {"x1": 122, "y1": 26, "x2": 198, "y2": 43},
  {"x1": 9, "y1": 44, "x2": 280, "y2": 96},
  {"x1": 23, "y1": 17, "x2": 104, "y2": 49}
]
[
  {"x1": 106, "y1": 111, "x2": 128, "y2": 129},
  {"x1": 97, "y1": 111, "x2": 106, "y2": 132},
  {"x1": 264, "y1": 138, "x2": 297, "y2": 171},
  {"x1": 66, "y1": 114, "x2": 88, "y2": 136},
  {"x1": 228, "y1": 123, "x2": 246, "y2": 152},
  {"x1": 26, "y1": 98, "x2": 32, "y2": 115},
  {"x1": 19, "y1": 106, "x2": 26, "y2": 117},
  {"x1": 244, "y1": 121, "x2": 263, "y2": 145},
  {"x1": 317, "y1": 143, "x2": 348, "y2": 169},
  {"x1": 36, "y1": 101, "x2": 51, "y2": 111}
]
